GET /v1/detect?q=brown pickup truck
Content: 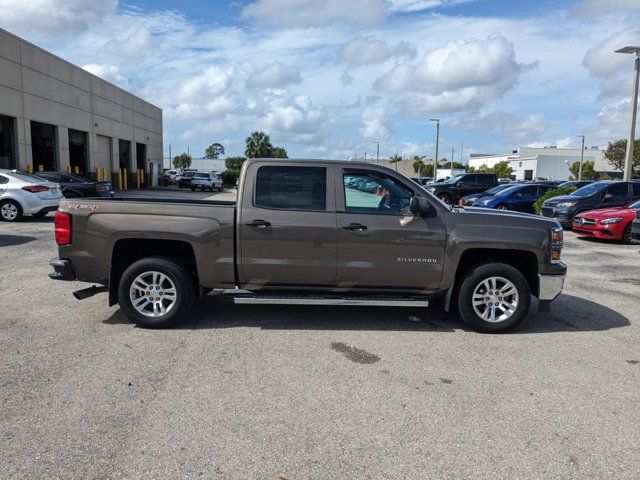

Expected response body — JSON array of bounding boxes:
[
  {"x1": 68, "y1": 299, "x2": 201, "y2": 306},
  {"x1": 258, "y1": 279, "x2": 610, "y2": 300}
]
[{"x1": 49, "y1": 159, "x2": 566, "y2": 332}]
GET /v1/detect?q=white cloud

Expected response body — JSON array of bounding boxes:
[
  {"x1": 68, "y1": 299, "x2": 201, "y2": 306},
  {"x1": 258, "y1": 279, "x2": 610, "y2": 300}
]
[
  {"x1": 104, "y1": 27, "x2": 155, "y2": 64},
  {"x1": 582, "y1": 27, "x2": 640, "y2": 99},
  {"x1": 575, "y1": 0, "x2": 640, "y2": 15},
  {"x1": 338, "y1": 36, "x2": 416, "y2": 67},
  {"x1": 242, "y1": 0, "x2": 389, "y2": 27},
  {"x1": 390, "y1": 0, "x2": 473, "y2": 12},
  {"x1": 246, "y1": 62, "x2": 301, "y2": 89},
  {"x1": 374, "y1": 34, "x2": 524, "y2": 114},
  {"x1": 340, "y1": 70, "x2": 355, "y2": 86},
  {"x1": 451, "y1": 111, "x2": 546, "y2": 144},
  {"x1": 361, "y1": 106, "x2": 391, "y2": 140},
  {"x1": 0, "y1": 0, "x2": 117, "y2": 39},
  {"x1": 176, "y1": 66, "x2": 234, "y2": 104},
  {"x1": 260, "y1": 95, "x2": 329, "y2": 144},
  {"x1": 81, "y1": 63, "x2": 128, "y2": 87}
]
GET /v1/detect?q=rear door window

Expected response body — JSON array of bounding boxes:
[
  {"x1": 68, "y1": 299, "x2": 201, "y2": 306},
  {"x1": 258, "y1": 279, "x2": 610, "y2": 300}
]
[
  {"x1": 632, "y1": 183, "x2": 640, "y2": 197},
  {"x1": 477, "y1": 175, "x2": 495, "y2": 186},
  {"x1": 517, "y1": 186, "x2": 539, "y2": 196},
  {"x1": 255, "y1": 166, "x2": 326, "y2": 211},
  {"x1": 606, "y1": 183, "x2": 628, "y2": 199}
]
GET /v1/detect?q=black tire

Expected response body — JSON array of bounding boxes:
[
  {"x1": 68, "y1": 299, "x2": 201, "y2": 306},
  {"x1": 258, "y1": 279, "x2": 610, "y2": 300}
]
[
  {"x1": 31, "y1": 211, "x2": 49, "y2": 218},
  {"x1": 0, "y1": 199, "x2": 23, "y2": 222},
  {"x1": 438, "y1": 193, "x2": 452, "y2": 204},
  {"x1": 118, "y1": 257, "x2": 195, "y2": 328},
  {"x1": 622, "y1": 223, "x2": 633, "y2": 244},
  {"x1": 455, "y1": 262, "x2": 531, "y2": 333}
]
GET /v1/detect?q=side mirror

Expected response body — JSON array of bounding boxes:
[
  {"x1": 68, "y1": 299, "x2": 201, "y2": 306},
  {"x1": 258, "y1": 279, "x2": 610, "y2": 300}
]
[{"x1": 410, "y1": 197, "x2": 436, "y2": 217}]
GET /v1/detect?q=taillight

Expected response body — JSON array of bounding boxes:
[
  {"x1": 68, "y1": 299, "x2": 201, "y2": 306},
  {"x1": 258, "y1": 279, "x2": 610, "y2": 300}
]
[
  {"x1": 54, "y1": 211, "x2": 72, "y2": 246},
  {"x1": 22, "y1": 185, "x2": 50, "y2": 193}
]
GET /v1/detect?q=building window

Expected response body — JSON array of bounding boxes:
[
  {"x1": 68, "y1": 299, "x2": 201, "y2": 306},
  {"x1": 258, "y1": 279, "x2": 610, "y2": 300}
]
[
  {"x1": 118, "y1": 139, "x2": 130, "y2": 171},
  {"x1": 31, "y1": 121, "x2": 57, "y2": 171},
  {"x1": 0, "y1": 115, "x2": 16, "y2": 169},
  {"x1": 68, "y1": 129, "x2": 88, "y2": 176}
]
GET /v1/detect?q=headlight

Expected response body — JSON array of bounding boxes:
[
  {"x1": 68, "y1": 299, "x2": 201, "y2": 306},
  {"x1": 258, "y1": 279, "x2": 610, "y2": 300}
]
[
  {"x1": 555, "y1": 202, "x2": 576, "y2": 208},
  {"x1": 600, "y1": 217, "x2": 623, "y2": 225}
]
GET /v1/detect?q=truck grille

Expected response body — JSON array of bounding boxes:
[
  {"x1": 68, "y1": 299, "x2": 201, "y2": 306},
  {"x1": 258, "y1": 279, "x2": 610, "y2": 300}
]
[{"x1": 541, "y1": 207, "x2": 554, "y2": 217}]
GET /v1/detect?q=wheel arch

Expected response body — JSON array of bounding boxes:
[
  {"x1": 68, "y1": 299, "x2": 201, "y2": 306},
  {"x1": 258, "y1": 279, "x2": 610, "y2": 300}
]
[{"x1": 108, "y1": 238, "x2": 199, "y2": 306}]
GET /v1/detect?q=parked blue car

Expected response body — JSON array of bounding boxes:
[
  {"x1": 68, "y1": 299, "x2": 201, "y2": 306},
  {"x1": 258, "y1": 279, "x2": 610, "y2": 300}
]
[{"x1": 473, "y1": 183, "x2": 556, "y2": 213}]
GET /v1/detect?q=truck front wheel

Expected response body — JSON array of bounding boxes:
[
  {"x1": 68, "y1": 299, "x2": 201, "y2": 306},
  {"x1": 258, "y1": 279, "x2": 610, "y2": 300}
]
[
  {"x1": 118, "y1": 257, "x2": 194, "y2": 328},
  {"x1": 455, "y1": 262, "x2": 531, "y2": 333}
]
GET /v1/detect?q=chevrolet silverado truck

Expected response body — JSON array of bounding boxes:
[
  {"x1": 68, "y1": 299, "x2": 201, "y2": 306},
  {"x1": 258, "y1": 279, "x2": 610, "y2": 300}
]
[{"x1": 49, "y1": 159, "x2": 566, "y2": 333}]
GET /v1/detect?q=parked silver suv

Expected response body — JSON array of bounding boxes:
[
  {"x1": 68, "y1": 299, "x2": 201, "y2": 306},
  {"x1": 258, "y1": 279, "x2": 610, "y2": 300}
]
[{"x1": 190, "y1": 172, "x2": 223, "y2": 192}]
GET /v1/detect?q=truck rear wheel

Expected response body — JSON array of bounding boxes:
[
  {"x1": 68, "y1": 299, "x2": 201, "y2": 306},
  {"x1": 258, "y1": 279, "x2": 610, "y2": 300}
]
[
  {"x1": 118, "y1": 257, "x2": 194, "y2": 328},
  {"x1": 455, "y1": 262, "x2": 531, "y2": 333}
]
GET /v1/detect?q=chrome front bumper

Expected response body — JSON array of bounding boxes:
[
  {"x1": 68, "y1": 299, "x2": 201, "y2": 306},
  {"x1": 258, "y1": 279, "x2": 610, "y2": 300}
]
[{"x1": 538, "y1": 274, "x2": 565, "y2": 301}]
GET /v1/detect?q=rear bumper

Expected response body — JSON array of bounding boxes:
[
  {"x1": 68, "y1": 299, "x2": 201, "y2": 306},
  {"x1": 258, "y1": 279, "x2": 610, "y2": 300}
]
[
  {"x1": 48, "y1": 258, "x2": 76, "y2": 281},
  {"x1": 538, "y1": 273, "x2": 565, "y2": 301}
]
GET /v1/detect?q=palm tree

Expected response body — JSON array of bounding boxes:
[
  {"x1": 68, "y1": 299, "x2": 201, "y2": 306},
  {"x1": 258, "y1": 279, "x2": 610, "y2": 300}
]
[
  {"x1": 389, "y1": 154, "x2": 402, "y2": 163},
  {"x1": 245, "y1": 131, "x2": 273, "y2": 158},
  {"x1": 412, "y1": 155, "x2": 426, "y2": 175}
]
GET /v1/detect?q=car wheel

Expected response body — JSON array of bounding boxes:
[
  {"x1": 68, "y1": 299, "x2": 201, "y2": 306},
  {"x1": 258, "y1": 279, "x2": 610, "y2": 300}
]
[
  {"x1": 0, "y1": 200, "x2": 23, "y2": 222},
  {"x1": 118, "y1": 257, "x2": 194, "y2": 328},
  {"x1": 439, "y1": 194, "x2": 452, "y2": 204},
  {"x1": 496, "y1": 204, "x2": 509, "y2": 210},
  {"x1": 622, "y1": 223, "x2": 633, "y2": 244},
  {"x1": 456, "y1": 262, "x2": 531, "y2": 333},
  {"x1": 31, "y1": 211, "x2": 49, "y2": 218}
]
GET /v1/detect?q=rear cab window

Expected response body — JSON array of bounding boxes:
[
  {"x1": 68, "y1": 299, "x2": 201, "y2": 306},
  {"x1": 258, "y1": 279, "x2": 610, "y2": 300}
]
[{"x1": 255, "y1": 165, "x2": 327, "y2": 211}]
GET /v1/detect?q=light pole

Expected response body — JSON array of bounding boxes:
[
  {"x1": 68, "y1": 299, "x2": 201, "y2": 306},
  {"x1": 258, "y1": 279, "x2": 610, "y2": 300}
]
[
  {"x1": 430, "y1": 118, "x2": 440, "y2": 181},
  {"x1": 615, "y1": 46, "x2": 640, "y2": 180},
  {"x1": 577, "y1": 135, "x2": 585, "y2": 180},
  {"x1": 373, "y1": 141, "x2": 380, "y2": 164}
]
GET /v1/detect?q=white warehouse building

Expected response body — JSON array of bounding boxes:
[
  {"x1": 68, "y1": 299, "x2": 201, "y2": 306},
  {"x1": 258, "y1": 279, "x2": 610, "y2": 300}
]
[
  {"x1": 0, "y1": 27, "x2": 163, "y2": 186},
  {"x1": 469, "y1": 146, "x2": 621, "y2": 181}
]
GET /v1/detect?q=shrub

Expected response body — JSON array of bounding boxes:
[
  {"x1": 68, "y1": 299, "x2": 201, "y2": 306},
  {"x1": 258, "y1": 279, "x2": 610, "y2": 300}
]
[
  {"x1": 534, "y1": 186, "x2": 577, "y2": 215},
  {"x1": 220, "y1": 169, "x2": 240, "y2": 186}
]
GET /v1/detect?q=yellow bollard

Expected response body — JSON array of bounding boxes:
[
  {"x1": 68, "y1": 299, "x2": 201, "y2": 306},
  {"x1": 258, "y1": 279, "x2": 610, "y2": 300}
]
[
  {"x1": 74, "y1": 166, "x2": 79, "y2": 175},
  {"x1": 66, "y1": 165, "x2": 71, "y2": 173},
  {"x1": 123, "y1": 168, "x2": 128, "y2": 190},
  {"x1": 136, "y1": 169, "x2": 140, "y2": 189},
  {"x1": 38, "y1": 164, "x2": 43, "y2": 172},
  {"x1": 118, "y1": 168, "x2": 122, "y2": 190},
  {"x1": 27, "y1": 164, "x2": 33, "y2": 173}
]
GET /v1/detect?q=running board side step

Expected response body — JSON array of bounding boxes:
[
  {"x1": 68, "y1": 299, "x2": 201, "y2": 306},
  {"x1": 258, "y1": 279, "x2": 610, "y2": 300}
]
[{"x1": 232, "y1": 295, "x2": 429, "y2": 307}]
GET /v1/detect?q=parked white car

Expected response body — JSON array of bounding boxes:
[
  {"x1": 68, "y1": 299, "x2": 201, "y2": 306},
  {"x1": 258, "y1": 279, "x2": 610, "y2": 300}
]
[
  {"x1": 0, "y1": 170, "x2": 64, "y2": 221},
  {"x1": 190, "y1": 171, "x2": 223, "y2": 192}
]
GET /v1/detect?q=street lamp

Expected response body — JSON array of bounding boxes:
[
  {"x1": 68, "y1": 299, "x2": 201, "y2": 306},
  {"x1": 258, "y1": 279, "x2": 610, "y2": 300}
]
[
  {"x1": 430, "y1": 118, "x2": 440, "y2": 181},
  {"x1": 577, "y1": 135, "x2": 585, "y2": 180},
  {"x1": 373, "y1": 141, "x2": 380, "y2": 164},
  {"x1": 615, "y1": 45, "x2": 640, "y2": 180}
]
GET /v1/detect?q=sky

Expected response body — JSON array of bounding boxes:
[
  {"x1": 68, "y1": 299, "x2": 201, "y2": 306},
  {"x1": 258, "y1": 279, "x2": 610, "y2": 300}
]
[{"x1": 0, "y1": 0, "x2": 639, "y2": 162}]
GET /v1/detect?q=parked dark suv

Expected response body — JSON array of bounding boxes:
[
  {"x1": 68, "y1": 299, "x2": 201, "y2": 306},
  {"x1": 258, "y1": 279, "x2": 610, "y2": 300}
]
[
  {"x1": 541, "y1": 180, "x2": 640, "y2": 228},
  {"x1": 35, "y1": 172, "x2": 113, "y2": 198},
  {"x1": 427, "y1": 173, "x2": 498, "y2": 204}
]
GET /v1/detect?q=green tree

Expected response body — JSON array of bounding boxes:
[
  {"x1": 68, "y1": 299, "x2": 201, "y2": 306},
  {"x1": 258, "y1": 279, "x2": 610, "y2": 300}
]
[
  {"x1": 604, "y1": 139, "x2": 640, "y2": 177},
  {"x1": 412, "y1": 155, "x2": 425, "y2": 175},
  {"x1": 533, "y1": 186, "x2": 577, "y2": 215},
  {"x1": 420, "y1": 163, "x2": 434, "y2": 178},
  {"x1": 569, "y1": 160, "x2": 595, "y2": 180},
  {"x1": 172, "y1": 152, "x2": 192, "y2": 170},
  {"x1": 271, "y1": 146, "x2": 288, "y2": 158},
  {"x1": 205, "y1": 142, "x2": 225, "y2": 160},
  {"x1": 389, "y1": 154, "x2": 403, "y2": 164},
  {"x1": 245, "y1": 131, "x2": 273, "y2": 158},
  {"x1": 493, "y1": 160, "x2": 514, "y2": 179},
  {"x1": 467, "y1": 165, "x2": 476, "y2": 173},
  {"x1": 225, "y1": 156, "x2": 246, "y2": 171},
  {"x1": 476, "y1": 163, "x2": 492, "y2": 174}
]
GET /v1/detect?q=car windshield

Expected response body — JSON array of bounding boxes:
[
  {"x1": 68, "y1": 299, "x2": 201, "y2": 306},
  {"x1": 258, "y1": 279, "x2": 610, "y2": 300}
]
[
  {"x1": 8, "y1": 172, "x2": 48, "y2": 183},
  {"x1": 486, "y1": 184, "x2": 512, "y2": 194},
  {"x1": 494, "y1": 185, "x2": 521, "y2": 197},
  {"x1": 570, "y1": 183, "x2": 607, "y2": 197},
  {"x1": 629, "y1": 200, "x2": 640, "y2": 210},
  {"x1": 444, "y1": 175, "x2": 465, "y2": 184}
]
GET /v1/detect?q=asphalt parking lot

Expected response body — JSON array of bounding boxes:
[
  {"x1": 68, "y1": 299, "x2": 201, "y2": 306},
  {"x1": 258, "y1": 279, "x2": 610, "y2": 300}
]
[{"x1": 1, "y1": 202, "x2": 639, "y2": 479}]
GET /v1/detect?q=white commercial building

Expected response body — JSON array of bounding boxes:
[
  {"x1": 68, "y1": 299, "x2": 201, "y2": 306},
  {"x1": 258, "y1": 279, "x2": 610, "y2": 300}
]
[
  {"x1": 0, "y1": 27, "x2": 163, "y2": 186},
  {"x1": 469, "y1": 146, "x2": 621, "y2": 181}
]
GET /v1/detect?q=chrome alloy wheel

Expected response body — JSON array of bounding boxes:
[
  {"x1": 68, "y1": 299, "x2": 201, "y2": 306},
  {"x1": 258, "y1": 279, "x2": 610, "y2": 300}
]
[
  {"x1": 1, "y1": 203, "x2": 18, "y2": 220},
  {"x1": 472, "y1": 276, "x2": 519, "y2": 323},
  {"x1": 129, "y1": 271, "x2": 177, "y2": 318}
]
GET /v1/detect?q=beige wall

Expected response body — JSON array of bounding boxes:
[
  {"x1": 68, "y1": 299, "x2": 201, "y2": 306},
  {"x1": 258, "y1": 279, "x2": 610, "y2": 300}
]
[{"x1": 0, "y1": 27, "x2": 162, "y2": 181}]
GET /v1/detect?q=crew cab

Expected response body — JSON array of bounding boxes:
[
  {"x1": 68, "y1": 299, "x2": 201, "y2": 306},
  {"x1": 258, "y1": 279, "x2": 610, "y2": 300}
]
[
  {"x1": 49, "y1": 159, "x2": 566, "y2": 333},
  {"x1": 427, "y1": 173, "x2": 498, "y2": 204}
]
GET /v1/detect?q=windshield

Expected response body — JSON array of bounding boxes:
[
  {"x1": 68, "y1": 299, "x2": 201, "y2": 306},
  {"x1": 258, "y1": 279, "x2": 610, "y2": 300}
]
[
  {"x1": 444, "y1": 175, "x2": 465, "y2": 184},
  {"x1": 486, "y1": 184, "x2": 512, "y2": 194},
  {"x1": 570, "y1": 183, "x2": 607, "y2": 197},
  {"x1": 494, "y1": 185, "x2": 521, "y2": 197},
  {"x1": 629, "y1": 200, "x2": 640, "y2": 210}
]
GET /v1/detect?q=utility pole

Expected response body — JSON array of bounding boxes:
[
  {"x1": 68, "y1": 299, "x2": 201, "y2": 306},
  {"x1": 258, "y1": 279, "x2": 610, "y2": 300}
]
[
  {"x1": 168, "y1": 143, "x2": 171, "y2": 168},
  {"x1": 615, "y1": 46, "x2": 640, "y2": 180},
  {"x1": 375, "y1": 141, "x2": 380, "y2": 164},
  {"x1": 451, "y1": 148, "x2": 455, "y2": 169},
  {"x1": 430, "y1": 119, "x2": 440, "y2": 181},
  {"x1": 577, "y1": 135, "x2": 585, "y2": 180}
]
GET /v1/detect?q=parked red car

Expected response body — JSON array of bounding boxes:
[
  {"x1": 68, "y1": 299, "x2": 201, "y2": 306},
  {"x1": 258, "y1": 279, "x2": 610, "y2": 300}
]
[{"x1": 573, "y1": 200, "x2": 640, "y2": 244}]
